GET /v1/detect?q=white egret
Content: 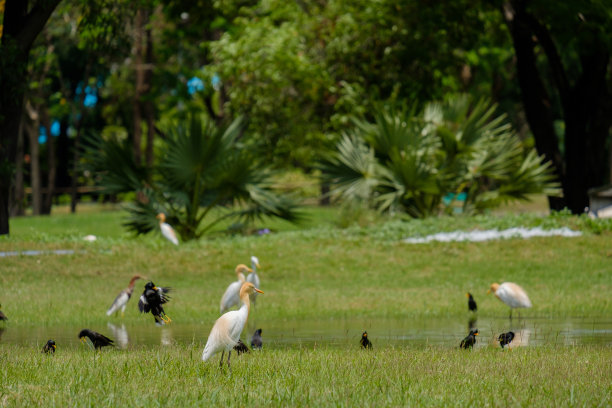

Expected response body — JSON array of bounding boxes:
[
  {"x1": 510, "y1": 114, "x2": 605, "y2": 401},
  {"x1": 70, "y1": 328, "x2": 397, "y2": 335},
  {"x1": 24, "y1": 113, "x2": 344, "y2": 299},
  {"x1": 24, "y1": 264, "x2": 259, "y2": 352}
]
[
  {"x1": 246, "y1": 256, "x2": 261, "y2": 305},
  {"x1": 488, "y1": 282, "x2": 532, "y2": 318},
  {"x1": 220, "y1": 264, "x2": 252, "y2": 314},
  {"x1": 156, "y1": 213, "x2": 179, "y2": 245},
  {"x1": 106, "y1": 275, "x2": 145, "y2": 317},
  {"x1": 203, "y1": 282, "x2": 263, "y2": 370}
]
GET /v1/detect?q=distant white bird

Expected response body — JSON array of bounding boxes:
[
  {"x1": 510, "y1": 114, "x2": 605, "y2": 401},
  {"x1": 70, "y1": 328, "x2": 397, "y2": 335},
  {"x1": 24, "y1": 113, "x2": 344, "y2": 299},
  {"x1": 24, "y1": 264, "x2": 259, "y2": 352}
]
[
  {"x1": 106, "y1": 275, "x2": 145, "y2": 317},
  {"x1": 203, "y1": 282, "x2": 263, "y2": 369},
  {"x1": 246, "y1": 256, "x2": 261, "y2": 305},
  {"x1": 220, "y1": 264, "x2": 252, "y2": 314},
  {"x1": 156, "y1": 213, "x2": 178, "y2": 245},
  {"x1": 488, "y1": 282, "x2": 532, "y2": 318}
]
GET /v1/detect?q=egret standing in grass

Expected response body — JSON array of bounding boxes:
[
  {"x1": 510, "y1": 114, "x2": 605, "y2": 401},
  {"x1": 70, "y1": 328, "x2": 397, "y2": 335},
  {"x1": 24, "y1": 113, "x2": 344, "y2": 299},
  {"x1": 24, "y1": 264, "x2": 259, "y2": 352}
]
[
  {"x1": 220, "y1": 264, "x2": 252, "y2": 314},
  {"x1": 106, "y1": 275, "x2": 145, "y2": 317},
  {"x1": 203, "y1": 282, "x2": 263, "y2": 370},
  {"x1": 246, "y1": 256, "x2": 261, "y2": 305},
  {"x1": 488, "y1": 282, "x2": 532, "y2": 318},
  {"x1": 156, "y1": 213, "x2": 179, "y2": 245}
]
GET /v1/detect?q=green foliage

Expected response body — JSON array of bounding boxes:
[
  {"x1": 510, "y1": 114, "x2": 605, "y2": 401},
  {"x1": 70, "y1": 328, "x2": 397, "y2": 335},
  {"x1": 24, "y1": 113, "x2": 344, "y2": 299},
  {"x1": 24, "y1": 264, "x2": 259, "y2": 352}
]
[
  {"x1": 321, "y1": 95, "x2": 560, "y2": 217},
  {"x1": 83, "y1": 114, "x2": 300, "y2": 241}
]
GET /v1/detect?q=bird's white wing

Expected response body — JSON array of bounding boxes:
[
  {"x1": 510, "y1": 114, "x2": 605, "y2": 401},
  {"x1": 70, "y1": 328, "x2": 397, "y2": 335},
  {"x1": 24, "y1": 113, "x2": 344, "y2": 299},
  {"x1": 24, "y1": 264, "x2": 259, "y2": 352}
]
[
  {"x1": 106, "y1": 290, "x2": 129, "y2": 316},
  {"x1": 498, "y1": 283, "x2": 532, "y2": 308},
  {"x1": 138, "y1": 293, "x2": 148, "y2": 312},
  {"x1": 220, "y1": 281, "x2": 241, "y2": 313},
  {"x1": 160, "y1": 223, "x2": 179, "y2": 245}
]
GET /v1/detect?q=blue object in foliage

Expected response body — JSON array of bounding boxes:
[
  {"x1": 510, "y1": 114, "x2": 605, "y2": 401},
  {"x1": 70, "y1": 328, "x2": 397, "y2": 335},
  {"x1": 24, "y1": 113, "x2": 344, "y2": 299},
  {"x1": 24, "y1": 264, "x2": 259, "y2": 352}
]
[
  {"x1": 50, "y1": 120, "x2": 60, "y2": 137},
  {"x1": 187, "y1": 76, "x2": 205, "y2": 95},
  {"x1": 442, "y1": 192, "x2": 467, "y2": 205},
  {"x1": 38, "y1": 126, "x2": 47, "y2": 144}
]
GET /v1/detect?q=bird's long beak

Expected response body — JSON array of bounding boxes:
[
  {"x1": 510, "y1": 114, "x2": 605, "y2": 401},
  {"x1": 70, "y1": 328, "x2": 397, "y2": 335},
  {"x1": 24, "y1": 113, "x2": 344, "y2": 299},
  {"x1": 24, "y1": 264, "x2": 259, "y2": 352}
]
[
  {"x1": 465, "y1": 293, "x2": 469, "y2": 298},
  {"x1": 254, "y1": 288, "x2": 264, "y2": 294},
  {"x1": 153, "y1": 286, "x2": 158, "y2": 290},
  {"x1": 475, "y1": 333, "x2": 479, "y2": 336},
  {"x1": 256, "y1": 263, "x2": 261, "y2": 269},
  {"x1": 248, "y1": 268, "x2": 253, "y2": 273}
]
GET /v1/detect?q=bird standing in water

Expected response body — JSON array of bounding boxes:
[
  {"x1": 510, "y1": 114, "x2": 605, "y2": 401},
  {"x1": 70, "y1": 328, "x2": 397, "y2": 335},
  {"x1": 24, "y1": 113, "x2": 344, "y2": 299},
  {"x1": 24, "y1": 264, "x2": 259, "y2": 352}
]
[
  {"x1": 498, "y1": 331, "x2": 515, "y2": 349},
  {"x1": 220, "y1": 264, "x2": 252, "y2": 314},
  {"x1": 0, "y1": 304, "x2": 7, "y2": 321},
  {"x1": 106, "y1": 275, "x2": 145, "y2": 317},
  {"x1": 246, "y1": 256, "x2": 261, "y2": 305},
  {"x1": 138, "y1": 281, "x2": 172, "y2": 324},
  {"x1": 488, "y1": 282, "x2": 532, "y2": 318},
  {"x1": 251, "y1": 328, "x2": 263, "y2": 349},
  {"x1": 42, "y1": 340, "x2": 56, "y2": 354},
  {"x1": 202, "y1": 282, "x2": 263, "y2": 371},
  {"x1": 460, "y1": 329, "x2": 479, "y2": 349},
  {"x1": 466, "y1": 292, "x2": 477, "y2": 312},
  {"x1": 79, "y1": 329, "x2": 114, "y2": 349},
  {"x1": 360, "y1": 331, "x2": 372, "y2": 349},
  {"x1": 156, "y1": 213, "x2": 179, "y2": 245}
]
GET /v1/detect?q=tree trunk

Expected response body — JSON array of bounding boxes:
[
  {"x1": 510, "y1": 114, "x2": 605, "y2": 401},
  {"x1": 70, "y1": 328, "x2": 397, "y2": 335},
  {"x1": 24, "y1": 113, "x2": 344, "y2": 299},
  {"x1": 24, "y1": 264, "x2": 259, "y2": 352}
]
[
  {"x1": 502, "y1": 1, "x2": 566, "y2": 211},
  {"x1": 10, "y1": 114, "x2": 25, "y2": 217},
  {"x1": 144, "y1": 15, "x2": 155, "y2": 168},
  {"x1": 0, "y1": 0, "x2": 62, "y2": 234},
  {"x1": 25, "y1": 103, "x2": 42, "y2": 215},
  {"x1": 42, "y1": 108, "x2": 56, "y2": 214}
]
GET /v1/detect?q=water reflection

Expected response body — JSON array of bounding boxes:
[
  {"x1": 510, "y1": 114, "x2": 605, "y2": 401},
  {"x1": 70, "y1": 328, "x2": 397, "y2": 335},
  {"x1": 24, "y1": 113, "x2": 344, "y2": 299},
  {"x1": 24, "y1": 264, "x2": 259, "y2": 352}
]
[
  {"x1": 0, "y1": 316, "x2": 610, "y2": 349},
  {"x1": 107, "y1": 323, "x2": 129, "y2": 349}
]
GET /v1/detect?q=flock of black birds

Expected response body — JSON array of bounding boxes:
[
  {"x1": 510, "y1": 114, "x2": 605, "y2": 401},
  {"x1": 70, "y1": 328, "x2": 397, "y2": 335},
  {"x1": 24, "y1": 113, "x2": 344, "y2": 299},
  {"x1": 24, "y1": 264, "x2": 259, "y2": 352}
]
[
  {"x1": 359, "y1": 293, "x2": 517, "y2": 351},
  {"x1": 1, "y1": 284, "x2": 516, "y2": 354}
]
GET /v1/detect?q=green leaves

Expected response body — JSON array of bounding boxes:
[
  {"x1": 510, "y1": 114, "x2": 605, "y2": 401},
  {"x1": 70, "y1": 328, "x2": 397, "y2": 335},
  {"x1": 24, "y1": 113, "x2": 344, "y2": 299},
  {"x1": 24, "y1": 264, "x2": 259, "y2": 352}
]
[
  {"x1": 84, "y1": 114, "x2": 299, "y2": 240},
  {"x1": 321, "y1": 95, "x2": 560, "y2": 217}
]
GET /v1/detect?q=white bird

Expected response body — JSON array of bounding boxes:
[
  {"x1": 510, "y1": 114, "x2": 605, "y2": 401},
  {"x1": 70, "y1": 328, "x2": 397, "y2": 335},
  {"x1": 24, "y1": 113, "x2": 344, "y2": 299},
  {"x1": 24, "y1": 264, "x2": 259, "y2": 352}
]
[
  {"x1": 488, "y1": 282, "x2": 532, "y2": 318},
  {"x1": 106, "y1": 275, "x2": 145, "y2": 316},
  {"x1": 156, "y1": 213, "x2": 179, "y2": 245},
  {"x1": 203, "y1": 282, "x2": 263, "y2": 369},
  {"x1": 220, "y1": 264, "x2": 252, "y2": 314},
  {"x1": 246, "y1": 256, "x2": 261, "y2": 305}
]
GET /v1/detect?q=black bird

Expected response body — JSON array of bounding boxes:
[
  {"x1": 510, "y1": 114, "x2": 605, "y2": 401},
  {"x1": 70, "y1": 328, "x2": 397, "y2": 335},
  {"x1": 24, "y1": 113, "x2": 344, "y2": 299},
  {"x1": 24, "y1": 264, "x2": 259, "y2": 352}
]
[
  {"x1": 466, "y1": 292, "x2": 477, "y2": 312},
  {"x1": 360, "y1": 331, "x2": 372, "y2": 349},
  {"x1": 79, "y1": 329, "x2": 114, "y2": 349},
  {"x1": 497, "y1": 331, "x2": 515, "y2": 349},
  {"x1": 0, "y1": 304, "x2": 8, "y2": 321},
  {"x1": 42, "y1": 340, "x2": 56, "y2": 354},
  {"x1": 251, "y1": 328, "x2": 263, "y2": 349},
  {"x1": 460, "y1": 329, "x2": 479, "y2": 349},
  {"x1": 138, "y1": 281, "x2": 172, "y2": 325},
  {"x1": 233, "y1": 339, "x2": 250, "y2": 355}
]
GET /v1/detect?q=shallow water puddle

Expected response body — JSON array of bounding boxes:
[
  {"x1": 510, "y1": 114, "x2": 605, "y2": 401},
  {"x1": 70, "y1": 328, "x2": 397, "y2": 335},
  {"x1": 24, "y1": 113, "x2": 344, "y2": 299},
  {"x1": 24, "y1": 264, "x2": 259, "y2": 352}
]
[{"x1": 1, "y1": 316, "x2": 610, "y2": 350}]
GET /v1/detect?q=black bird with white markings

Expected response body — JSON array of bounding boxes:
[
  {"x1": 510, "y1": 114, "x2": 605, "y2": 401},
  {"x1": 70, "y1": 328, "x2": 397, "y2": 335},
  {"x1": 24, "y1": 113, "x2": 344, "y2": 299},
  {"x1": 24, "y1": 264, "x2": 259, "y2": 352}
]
[
  {"x1": 42, "y1": 340, "x2": 56, "y2": 354},
  {"x1": 466, "y1": 292, "x2": 477, "y2": 312},
  {"x1": 497, "y1": 331, "x2": 515, "y2": 349},
  {"x1": 460, "y1": 329, "x2": 479, "y2": 349},
  {"x1": 138, "y1": 281, "x2": 172, "y2": 324},
  {"x1": 79, "y1": 329, "x2": 114, "y2": 349},
  {"x1": 360, "y1": 331, "x2": 372, "y2": 349},
  {"x1": 251, "y1": 328, "x2": 263, "y2": 349}
]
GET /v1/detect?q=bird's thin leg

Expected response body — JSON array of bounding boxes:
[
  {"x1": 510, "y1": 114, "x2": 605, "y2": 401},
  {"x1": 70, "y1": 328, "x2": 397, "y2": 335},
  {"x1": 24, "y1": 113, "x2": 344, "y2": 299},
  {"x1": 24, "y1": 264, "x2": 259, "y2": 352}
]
[
  {"x1": 509, "y1": 309, "x2": 513, "y2": 320},
  {"x1": 161, "y1": 314, "x2": 172, "y2": 323},
  {"x1": 219, "y1": 351, "x2": 225, "y2": 368},
  {"x1": 227, "y1": 351, "x2": 232, "y2": 374}
]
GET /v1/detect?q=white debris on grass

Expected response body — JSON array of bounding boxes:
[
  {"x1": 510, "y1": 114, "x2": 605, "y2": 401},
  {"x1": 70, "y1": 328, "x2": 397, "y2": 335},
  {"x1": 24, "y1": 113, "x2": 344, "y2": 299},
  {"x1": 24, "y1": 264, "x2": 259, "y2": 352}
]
[
  {"x1": 83, "y1": 235, "x2": 97, "y2": 242},
  {"x1": 403, "y1": 227, "x2": 582, "y2": 244}
]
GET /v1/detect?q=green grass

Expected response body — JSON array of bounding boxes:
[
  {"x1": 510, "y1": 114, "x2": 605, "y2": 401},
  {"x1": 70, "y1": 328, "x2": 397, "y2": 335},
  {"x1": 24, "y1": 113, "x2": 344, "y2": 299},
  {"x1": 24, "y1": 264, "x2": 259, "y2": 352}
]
[
  {"x1": 0, "y1": 206, "x2": 611, "y2": 406},
  {"x1": 0, "y1": 345, "x2": 610, "y2": 406}
]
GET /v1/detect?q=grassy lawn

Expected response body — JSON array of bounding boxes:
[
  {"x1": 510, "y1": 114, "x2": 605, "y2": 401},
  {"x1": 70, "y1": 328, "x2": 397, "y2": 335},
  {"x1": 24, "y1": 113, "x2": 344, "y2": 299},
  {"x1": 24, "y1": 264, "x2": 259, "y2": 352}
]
[{"x1": 0, "y1": 206, "x2": 611, "y2": 406}]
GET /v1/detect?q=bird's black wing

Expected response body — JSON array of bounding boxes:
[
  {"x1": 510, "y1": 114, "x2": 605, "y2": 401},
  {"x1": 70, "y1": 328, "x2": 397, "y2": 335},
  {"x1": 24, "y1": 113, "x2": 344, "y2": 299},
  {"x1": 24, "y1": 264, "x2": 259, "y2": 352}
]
[
  {"x1": 94, "y1": 332, "x2": 114, "y2": 346},
  {"x1": 158, "y1": 287, "x2": 171, "y2": 304}
]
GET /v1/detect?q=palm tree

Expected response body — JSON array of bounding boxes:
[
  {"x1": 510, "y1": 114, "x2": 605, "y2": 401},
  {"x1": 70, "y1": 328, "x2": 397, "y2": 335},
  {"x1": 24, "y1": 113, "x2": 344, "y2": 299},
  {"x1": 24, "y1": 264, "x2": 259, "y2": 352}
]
[
  {"x1": 84, "y1": 115, "x2": 299, "y2": 241},
  {"x1": 321, "y1": 95, "x2": 559, "y2": 217}
]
